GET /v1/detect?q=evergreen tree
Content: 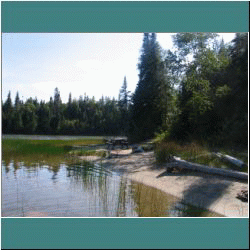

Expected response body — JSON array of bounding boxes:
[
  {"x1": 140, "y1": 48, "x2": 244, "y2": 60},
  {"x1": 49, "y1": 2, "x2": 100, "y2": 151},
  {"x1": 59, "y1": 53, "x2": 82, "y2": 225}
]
[
  {"x1": 36, "y1": 101, "x2": 51, "y2": 133},
  {"x1": 130, "y1": 33, "x2": 168, "y2": 142},
  {"x1": 66, "y1": 92, "x2": 73, "y2": 120},
  {"x1": 12, "y1": 92, "x2": 23, "y2": 133},
  {"x1": 14, "y1": 92, "x2": 20, "y2": 108},
  {"x1": 118, "y1": 76, "x2": 130, "y2": 135},
  {"x1": 214, "y1": 33, "x2": 248, "y2": 145},
  {"x1": 22, "y1": 100, "x2": 38, "y2": 134},
  {"x1": 50, "y1": 87, "x2": 62, "y2": 133},
  {"x1": 2, "y1": 91, "x2": 13, "y2": 133}
]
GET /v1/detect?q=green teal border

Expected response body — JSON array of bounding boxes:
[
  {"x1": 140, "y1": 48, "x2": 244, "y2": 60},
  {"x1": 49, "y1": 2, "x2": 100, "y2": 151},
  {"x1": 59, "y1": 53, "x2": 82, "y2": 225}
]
[
  {"x1": 1, "y1": 218, "x2": 249, "y2": 249},
  {"x1": 1, "y1": 1, "x2": 249, "y2": 249},
  {"x1": 1, "y1": 1, "x2": 249, "y2": 32}
]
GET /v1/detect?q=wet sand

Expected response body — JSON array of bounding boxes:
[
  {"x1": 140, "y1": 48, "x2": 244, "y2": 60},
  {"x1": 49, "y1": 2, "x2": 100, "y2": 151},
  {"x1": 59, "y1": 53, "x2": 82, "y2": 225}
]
[{"x1": 95, "y1": 150, "x2": 248, "y2": 217}]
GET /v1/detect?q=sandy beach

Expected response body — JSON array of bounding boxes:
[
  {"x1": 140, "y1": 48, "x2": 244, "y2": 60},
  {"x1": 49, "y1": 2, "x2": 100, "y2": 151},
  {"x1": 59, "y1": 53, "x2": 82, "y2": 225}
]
[{"x1": 87, "y1": 150, "x2": 249, "y2": 217}]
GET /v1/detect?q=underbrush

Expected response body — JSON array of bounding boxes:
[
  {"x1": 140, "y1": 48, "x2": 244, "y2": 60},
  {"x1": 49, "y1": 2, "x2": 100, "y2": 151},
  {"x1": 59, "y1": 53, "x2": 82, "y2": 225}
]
[
  {"x1": 153, "y1": 129, "x2": 248, "y2": 172},
  {"x1": 154, "y1": 141, "x2": 208, "y2": 163}
]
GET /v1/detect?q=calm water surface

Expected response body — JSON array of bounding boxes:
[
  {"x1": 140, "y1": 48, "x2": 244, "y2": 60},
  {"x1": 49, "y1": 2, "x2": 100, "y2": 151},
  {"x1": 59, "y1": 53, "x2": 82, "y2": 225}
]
[{"x1": 2, "y1": 160, "x2": 221, "y2": 217}]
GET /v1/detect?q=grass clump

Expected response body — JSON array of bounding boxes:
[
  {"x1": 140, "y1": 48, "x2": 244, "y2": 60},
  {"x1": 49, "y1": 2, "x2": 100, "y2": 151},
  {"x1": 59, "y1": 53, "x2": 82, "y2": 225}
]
[
  {"x1": 154, "y1": 142, "x2": 177, "y2": 163},
  {"x1": 154, "y1": 140, "x2": 208, "y2": 164}
]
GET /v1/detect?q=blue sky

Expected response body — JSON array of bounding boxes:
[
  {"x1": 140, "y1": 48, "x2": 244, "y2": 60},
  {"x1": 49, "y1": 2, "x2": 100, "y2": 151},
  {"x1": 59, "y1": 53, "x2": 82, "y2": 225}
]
[{"x1": 1, "y1": 33, "x2": 236, "y2": 103}]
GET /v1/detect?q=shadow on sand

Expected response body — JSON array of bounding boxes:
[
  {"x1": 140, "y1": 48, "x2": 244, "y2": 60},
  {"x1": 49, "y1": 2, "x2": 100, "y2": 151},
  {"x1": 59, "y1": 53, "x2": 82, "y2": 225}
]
[{"x1": 155, "y1": 165, "x2": 247, "y2": 216}]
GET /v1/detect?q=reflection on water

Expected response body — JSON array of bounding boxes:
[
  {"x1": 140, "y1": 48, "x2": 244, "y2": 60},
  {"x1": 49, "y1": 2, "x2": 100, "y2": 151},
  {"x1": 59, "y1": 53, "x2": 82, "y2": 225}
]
[
  {"x1": 131, "y1": 183, "x2": 221, "y2": 217},
  {"x1": 2, "y1": 160, "x2": 221, "y2": 217}
]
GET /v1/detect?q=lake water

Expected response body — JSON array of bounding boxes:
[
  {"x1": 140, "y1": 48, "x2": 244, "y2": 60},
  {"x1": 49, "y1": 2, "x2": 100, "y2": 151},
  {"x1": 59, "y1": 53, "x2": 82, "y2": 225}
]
[
  {"x1": 2, "y1": 135, "x2": 105, "y2": 140},
  {"x1": 2, "y1": 160, "x2": 221, "y2": 217}
]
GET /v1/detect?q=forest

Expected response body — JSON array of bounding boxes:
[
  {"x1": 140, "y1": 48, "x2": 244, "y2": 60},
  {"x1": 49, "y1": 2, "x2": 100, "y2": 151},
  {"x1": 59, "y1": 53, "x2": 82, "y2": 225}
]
[{"x1": 2, "y1": 33, "x2": 248, "y2": 148}]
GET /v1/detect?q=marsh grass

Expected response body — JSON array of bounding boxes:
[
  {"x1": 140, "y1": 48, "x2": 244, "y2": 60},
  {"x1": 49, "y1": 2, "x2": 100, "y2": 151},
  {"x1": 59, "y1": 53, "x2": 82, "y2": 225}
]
[
  {"x1": 2, "y1": 138, "x2": 104, "y2": 166},
  {"x1": 154, "y1": 141, "x2": 208, "y2": 163}
]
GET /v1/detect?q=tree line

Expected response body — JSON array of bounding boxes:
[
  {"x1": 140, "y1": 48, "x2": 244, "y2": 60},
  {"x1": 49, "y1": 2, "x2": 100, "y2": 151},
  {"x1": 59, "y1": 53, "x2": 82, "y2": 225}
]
[
  {"x1": 2, "y1": 33, "x2": 248, "y2": 147},
  {"x1": 2, "y1": 78, "x2": 130, "y2": 136}
]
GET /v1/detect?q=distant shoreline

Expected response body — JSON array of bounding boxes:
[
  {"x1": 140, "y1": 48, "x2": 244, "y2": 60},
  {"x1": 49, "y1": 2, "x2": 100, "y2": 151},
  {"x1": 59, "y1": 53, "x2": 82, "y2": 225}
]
[{"x1": 2, "y1": 134, "x2": 106, "y2": 140}]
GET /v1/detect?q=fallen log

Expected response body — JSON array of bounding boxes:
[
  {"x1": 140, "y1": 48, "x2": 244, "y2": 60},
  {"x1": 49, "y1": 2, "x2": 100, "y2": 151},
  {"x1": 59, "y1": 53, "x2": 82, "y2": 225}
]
[
  {"x1": 172, "y1": 156, "x2": 248, "y2": 180},
  {"x1": 213, "y1": 153, "x2": 247, "y2": 168}
]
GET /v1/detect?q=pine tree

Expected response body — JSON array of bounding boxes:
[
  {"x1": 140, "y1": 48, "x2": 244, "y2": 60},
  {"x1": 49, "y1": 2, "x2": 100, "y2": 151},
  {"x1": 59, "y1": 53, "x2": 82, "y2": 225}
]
[
  {"x1": 2, "y1": 91, "x2": 14, "y2": 133},
  {"x1": 36, "y1": 101, "x2": 51, "y2": 133},
  {"x1": 130, "y1": 33, "x2": 168, "y2": 142},
  {"x1": 50, "y1": 87, "x2": 62, "y2": 133},
  {"x1": 66, "y1": 92, "x2": 73, "y2": 120},
  {"x1": 22, "y1": 100, "x2": 38, "y2": 134},
  {"x1": 13, "y1": 92, "x2": 23, "y2": 133},
  {"x1": 118, "y1": 76, "x2": 130, "y2": 135}
]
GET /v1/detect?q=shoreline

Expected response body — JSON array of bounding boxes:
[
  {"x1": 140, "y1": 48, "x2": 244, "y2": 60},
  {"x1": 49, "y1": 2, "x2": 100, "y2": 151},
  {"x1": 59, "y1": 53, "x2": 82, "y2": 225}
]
[{"x1": 93, "y1": 151, "x2": 248, "y2": 217}]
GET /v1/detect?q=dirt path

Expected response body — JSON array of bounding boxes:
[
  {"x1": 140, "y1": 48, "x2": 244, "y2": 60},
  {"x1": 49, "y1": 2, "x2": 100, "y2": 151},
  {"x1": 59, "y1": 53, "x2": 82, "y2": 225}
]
[{"x1": 95, "y1": 151, "x2": 248, "y2": 217}]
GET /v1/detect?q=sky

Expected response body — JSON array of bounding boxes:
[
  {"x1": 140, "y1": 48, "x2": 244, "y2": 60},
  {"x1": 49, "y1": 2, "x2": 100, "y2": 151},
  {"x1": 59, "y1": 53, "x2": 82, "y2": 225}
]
[{"x1": 1, "y1": 33, "x2": 236, "y2": 103}]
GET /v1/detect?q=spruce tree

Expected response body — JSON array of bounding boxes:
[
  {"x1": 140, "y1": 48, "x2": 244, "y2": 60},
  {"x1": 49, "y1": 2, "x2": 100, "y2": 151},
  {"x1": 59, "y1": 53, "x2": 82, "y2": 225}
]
[
  {"x1": 118, "y1": 76, "x2": 130, "y2": 135},
  {"x1": 2, "y1": 91, "x2": 13, "y2": 133},
  {"x1": 13, "y1": 92, "x2": 23, "y2": 133},
  {"x1": 50, "y1": 87, "x2": 62, "y2": 133},
  {"x1": 130, "y1": 33, "x2": 168, "y2": 142}
]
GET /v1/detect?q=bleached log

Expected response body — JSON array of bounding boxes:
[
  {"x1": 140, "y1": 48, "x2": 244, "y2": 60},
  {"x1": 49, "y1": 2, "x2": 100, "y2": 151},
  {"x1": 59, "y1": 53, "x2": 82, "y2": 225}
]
[
  {"x1": 213, "y1": 153, "x2": 246, "y2": 168},
  {"x1": 172, "y1": 156, "x2": 248, "y2": 180}
]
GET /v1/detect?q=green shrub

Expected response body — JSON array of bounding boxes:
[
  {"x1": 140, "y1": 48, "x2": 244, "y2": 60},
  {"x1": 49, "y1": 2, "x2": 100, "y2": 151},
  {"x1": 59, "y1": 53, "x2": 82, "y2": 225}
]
[
  {"x1": 154, "y1": 142, "x2": 177, "y2": 163},
  {"x1": 153, "y1": 130, "x2": 170, "y2": 144}
]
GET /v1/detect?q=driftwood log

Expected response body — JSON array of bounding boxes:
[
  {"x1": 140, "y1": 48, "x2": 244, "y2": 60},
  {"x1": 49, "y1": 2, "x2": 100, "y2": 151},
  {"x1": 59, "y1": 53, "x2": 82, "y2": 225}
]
[
  {"x1": 213, "y1": 153, "x2": 247, "y2": 168},
  {"x1": 171, "y1": 156, "x2": 248, "y2": 180}
]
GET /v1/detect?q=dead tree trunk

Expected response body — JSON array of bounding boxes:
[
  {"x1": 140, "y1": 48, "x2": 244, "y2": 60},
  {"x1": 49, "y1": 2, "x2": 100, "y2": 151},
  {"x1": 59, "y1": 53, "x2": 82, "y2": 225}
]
[
  {"x1": 213, "y1": 153, "x2": 247, "y2": 168},
  {"x1": 172, "y1": 156, "x2": 248, "y2": 180}
]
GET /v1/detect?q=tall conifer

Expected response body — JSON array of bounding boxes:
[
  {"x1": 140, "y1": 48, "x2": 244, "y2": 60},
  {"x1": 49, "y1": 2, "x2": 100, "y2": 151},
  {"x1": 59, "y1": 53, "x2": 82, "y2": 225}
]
[{"x1": 130, "y1": 33, "x2": 168, "y2": 142}]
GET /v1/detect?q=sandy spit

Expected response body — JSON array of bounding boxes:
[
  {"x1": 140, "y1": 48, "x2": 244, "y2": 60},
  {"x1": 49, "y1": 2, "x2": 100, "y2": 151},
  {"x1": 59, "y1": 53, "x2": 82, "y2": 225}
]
[{"x1": 94, "y1": 151, "x2": 248, "y2": 217}]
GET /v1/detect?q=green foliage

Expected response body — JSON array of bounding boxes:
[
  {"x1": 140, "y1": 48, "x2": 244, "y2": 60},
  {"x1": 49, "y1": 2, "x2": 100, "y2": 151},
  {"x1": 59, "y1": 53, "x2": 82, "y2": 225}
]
[
  {"x1": 154, "y1": 142, "x2": 176, "y2": 163},
  {"x1": 154, "y1": 140, "x2": 208, "y2": 164},
  {"x1": 2, "y1": 87, "x2": 124, "y2": 136},
  {"x1": 168, "y1": 32, "x2": 247, "y2": 148},
  {"x1": 153, "y1": 130, "x2": 171, "y2": 144},
  {"x1": 130, "y1": 33, "x2": 172, "y2": 142},
  {"x1": 215, "y1": 85, "x2": 231, "y2": 98},
  {"x1": 118, "y1": 76, "x2": 130, "y2": 136},
  {"x1": 2, "y1": 137, "x2": 105, "y2": 167},
  {"x1": 2, "y1": 33, "x2": 247, "y2": 150}
]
